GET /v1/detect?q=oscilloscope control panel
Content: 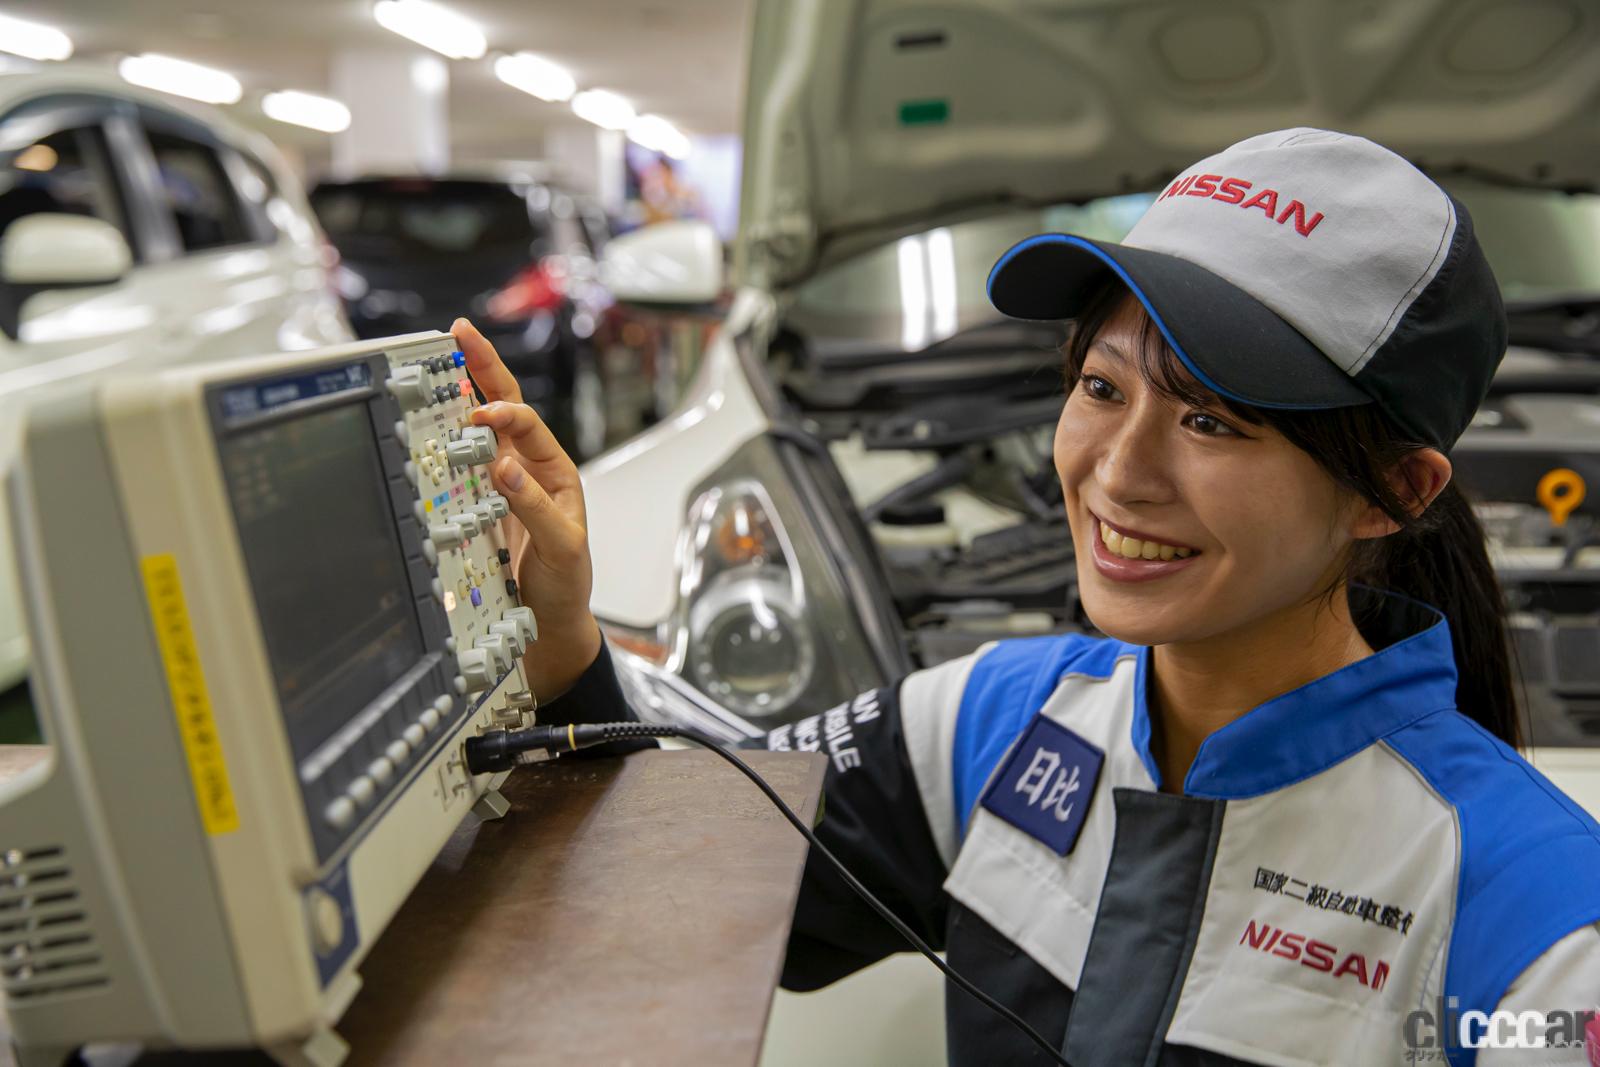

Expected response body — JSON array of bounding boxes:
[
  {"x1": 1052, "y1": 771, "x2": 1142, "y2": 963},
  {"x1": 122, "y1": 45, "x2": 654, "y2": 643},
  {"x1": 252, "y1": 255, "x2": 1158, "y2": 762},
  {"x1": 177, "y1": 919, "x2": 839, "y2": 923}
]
[{"x1": 207, "y1": 335, "x2": 539, "y2": 864}]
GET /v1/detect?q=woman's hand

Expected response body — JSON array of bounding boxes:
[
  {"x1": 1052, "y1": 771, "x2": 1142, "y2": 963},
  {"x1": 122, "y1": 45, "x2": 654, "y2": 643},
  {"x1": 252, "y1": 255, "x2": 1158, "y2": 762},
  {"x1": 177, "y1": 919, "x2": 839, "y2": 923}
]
[{"x1": 452, "y1": 317, "x2": 602, "y2": 700}]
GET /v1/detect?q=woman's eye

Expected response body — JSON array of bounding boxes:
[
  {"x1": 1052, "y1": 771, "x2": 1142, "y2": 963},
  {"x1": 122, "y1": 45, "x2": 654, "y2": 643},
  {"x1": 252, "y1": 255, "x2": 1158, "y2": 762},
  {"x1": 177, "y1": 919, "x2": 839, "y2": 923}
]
[
  {"x1": 1080, "y1": 373, "x2": 1119, "y2": 401},
  {"x1": 1184, "y1": 411, "x2": 1238, "y2": 437}
]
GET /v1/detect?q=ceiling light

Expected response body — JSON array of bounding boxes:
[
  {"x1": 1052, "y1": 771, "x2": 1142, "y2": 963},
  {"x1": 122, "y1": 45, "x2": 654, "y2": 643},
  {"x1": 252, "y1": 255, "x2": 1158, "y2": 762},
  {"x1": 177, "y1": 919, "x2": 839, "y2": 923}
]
[
  {"x1": 411, "y1": 55, "x2": 448, "y2": 94},
  {"x1": 571, "y1": 89, "x2": 634, "y2": 131},
  {"x1": 262, "y1": 90, "x2": 352, "y2": 133},
  {"x1": 0, "y1": 13, "x2": 72, "y2": 61},
  {"x1": 494, "y1": 52, "x2": 575, "y2": 103},
  {"x1": 372, "y1": 0, "x2": 486, "y2": 60},
  {"x1": 118, "y1": 54, "x2": 242, "y2": 105},
  {"x1": 627, "y1": 114, "x2": 691, "y2": 160}
]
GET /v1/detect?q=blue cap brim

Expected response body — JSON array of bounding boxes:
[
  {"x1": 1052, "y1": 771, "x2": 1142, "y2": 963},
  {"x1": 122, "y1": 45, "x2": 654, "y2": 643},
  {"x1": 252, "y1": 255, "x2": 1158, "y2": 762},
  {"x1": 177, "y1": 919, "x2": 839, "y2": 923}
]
[{"x1": 987, "y1": 233, "x2": 1371, "y2": 412}]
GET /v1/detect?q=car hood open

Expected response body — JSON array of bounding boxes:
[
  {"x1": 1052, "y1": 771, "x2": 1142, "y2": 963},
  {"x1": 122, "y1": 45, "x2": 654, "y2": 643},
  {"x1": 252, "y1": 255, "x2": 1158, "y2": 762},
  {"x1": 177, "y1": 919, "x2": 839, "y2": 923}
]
[{"x1": 735, "y1": 0, "x2": 1600, "y2": 290}]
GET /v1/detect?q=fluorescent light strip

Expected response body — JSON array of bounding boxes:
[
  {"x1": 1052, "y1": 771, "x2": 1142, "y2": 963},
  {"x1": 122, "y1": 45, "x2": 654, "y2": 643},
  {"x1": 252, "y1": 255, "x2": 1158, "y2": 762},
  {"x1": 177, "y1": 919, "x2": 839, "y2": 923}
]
[
  {"x1": 898, "y1": 236, "x2": 930, "y2": 352},
  {"x1": 262, "y1": 90, "x2": 352, "y2": 133},
  {"x1": 0, "y1": 13, "x2": 72, "y2": 61},
  {"x1": 571, "y1": 89, "x2": 635, "y2": 131},
  {"x1": 926, "y1": 227, "x2": 958, "y2": 340},
  {"x1": 628, "y1": 114, "x2": 691, "y2": 160},
  {"x1": 372, "y1": 0, "x2": 486, "y2": 60},
  {"x1": 495, "y1": 52, "x2": 575, "y2": 103},
  {"x1": 118, "y1": 54, "x2": 242, "y2": 105}
]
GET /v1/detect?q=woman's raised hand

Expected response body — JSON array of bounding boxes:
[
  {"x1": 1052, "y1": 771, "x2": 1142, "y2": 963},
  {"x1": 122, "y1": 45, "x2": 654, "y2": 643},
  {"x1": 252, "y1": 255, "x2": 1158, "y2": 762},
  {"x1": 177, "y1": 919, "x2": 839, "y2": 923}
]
[{"x1": 452, "y1": 317, "x2": 602, "y2": 699}]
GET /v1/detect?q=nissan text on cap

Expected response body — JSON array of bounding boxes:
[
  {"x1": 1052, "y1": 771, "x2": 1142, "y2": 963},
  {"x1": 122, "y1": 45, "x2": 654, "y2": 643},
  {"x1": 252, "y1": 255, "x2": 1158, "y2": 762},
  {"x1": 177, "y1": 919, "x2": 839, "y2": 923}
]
[{"x1": 987, "y1": 128, "x2": 1507, "y2": 450}]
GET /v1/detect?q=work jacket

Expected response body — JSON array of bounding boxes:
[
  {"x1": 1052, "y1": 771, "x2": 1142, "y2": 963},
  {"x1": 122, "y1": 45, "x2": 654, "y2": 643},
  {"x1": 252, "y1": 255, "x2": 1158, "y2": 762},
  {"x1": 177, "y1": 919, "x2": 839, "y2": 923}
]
[{"x1": 553, "y1": 592, "x2": 1600, "y2": 1066}]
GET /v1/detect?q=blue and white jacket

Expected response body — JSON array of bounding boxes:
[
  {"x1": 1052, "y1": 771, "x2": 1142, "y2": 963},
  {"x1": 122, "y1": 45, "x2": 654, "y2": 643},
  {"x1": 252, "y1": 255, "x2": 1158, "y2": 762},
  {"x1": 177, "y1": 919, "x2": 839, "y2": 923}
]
[{"x1": 560, "y1": 594, "x2": 1600, "y2": 1066}]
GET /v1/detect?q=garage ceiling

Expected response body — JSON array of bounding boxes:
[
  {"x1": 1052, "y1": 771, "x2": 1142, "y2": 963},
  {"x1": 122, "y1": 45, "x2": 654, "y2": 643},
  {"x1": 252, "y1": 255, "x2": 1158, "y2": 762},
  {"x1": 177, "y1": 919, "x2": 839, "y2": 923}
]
[{"x1": 3, "y1": 0, "x2": 753, "y2": 169}]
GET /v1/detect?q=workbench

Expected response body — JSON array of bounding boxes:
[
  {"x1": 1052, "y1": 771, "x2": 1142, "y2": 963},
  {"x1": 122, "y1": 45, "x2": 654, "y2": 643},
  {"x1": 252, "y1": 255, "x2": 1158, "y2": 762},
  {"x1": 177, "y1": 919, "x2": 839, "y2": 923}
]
[{"x1": 0, "y1": 747, "x2": 827, "y2": 1067}]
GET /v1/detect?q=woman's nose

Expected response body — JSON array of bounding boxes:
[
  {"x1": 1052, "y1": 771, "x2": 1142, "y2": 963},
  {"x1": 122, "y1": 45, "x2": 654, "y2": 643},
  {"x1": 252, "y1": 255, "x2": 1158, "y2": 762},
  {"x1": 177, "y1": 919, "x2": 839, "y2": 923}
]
[{"x1": 1094, "y1": 414, "x2": 1175, "y2": 507}]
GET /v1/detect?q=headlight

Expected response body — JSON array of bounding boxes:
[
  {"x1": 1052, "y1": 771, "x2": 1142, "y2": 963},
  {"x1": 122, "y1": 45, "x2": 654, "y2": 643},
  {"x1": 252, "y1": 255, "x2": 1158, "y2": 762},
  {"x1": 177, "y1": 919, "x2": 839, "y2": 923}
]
[
  {"x1": 684, "y1": 484, "x2": 818, "y2": 716},
  {"x1": 602, "y1": 433, "x2": 886, "y2": 731}
]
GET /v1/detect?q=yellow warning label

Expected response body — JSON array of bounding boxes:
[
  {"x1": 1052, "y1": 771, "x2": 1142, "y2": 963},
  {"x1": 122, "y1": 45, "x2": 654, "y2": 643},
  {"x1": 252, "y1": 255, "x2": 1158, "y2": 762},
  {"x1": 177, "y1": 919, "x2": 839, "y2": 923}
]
[{"x1": 141, "y1": 554, "x2": 239, "y2": 835}]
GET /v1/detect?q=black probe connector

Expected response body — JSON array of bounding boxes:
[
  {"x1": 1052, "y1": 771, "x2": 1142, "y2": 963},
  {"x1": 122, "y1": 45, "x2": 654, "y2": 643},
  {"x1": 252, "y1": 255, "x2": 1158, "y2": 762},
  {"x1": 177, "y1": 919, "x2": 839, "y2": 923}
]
[{"x1": 464, "y1": 721, "x2": 682, "y2": 774}]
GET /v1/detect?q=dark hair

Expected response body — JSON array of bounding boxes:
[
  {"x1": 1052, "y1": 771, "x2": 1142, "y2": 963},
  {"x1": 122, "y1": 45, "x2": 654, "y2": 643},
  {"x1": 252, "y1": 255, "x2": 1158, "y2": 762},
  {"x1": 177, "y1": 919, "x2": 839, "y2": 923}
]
[{"x1": 1062, "y1": 282, "x2": 1522, "y2": 748}]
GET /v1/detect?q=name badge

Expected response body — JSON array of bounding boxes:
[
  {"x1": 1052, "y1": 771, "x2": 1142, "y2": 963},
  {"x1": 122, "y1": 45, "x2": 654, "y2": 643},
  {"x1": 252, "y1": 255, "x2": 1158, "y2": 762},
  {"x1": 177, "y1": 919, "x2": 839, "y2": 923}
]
[{"x1": 981, "y1": 714, "x2": 1104, "y2": 856}]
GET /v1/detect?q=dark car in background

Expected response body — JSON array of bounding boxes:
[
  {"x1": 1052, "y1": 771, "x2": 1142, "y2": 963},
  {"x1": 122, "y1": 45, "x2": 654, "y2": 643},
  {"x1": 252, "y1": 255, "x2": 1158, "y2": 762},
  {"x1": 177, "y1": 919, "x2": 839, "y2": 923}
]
[{"x1": 310, "y1": 174, "x2": 615, "y2": 455}]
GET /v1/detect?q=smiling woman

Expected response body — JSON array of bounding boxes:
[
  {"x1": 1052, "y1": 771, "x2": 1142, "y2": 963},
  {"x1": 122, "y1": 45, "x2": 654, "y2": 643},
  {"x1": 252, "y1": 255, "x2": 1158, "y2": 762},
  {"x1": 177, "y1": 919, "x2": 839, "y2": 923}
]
[{"x1": 482, "y1": 127, "x2": 1600, "y2": 1067}]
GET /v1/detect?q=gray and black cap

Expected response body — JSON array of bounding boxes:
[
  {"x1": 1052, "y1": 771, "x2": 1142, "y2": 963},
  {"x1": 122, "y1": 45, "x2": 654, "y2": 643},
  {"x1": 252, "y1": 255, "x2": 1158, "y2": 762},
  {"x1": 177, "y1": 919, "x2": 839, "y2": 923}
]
[{"x1": 986, "y1": 127, "x2": 1507, "y2": 449}]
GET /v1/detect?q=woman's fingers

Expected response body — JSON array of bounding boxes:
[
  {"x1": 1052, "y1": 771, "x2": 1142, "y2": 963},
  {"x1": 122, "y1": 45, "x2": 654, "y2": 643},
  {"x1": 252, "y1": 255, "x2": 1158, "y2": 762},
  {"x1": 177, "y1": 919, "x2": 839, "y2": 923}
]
[
  {"x1": 470, "y1": 400, "x2": 572, "y2": 471},
  {"x1": 452, "y1": 318, "x2": 522, "y2": 406},
  {"x1": 473, "y1": 400, "x2": 586, "y2": 525},
  {"x1": 488, "y1": 456, "x2": 584, "y2": 570}
]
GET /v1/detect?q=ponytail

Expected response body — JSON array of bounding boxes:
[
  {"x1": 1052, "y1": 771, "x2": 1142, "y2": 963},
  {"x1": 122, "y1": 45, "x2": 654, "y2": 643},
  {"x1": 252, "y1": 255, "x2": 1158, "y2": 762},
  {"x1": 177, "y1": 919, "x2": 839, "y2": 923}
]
[{"x1": 1350, "y1": 483, "x2": 1522, "y2": 747}]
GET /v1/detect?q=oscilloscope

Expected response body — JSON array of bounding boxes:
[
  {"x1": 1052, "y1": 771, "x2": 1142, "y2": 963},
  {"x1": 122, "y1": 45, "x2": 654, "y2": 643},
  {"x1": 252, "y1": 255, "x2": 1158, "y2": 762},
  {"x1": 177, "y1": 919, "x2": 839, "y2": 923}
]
[{"x1": 0, "y1": 330, "x2": 541, "y2": 1066}]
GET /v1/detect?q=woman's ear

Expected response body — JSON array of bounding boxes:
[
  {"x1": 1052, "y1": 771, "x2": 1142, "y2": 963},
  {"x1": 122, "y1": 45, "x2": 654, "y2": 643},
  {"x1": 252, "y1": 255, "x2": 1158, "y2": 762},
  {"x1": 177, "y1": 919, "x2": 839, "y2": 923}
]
[{"x1": 1350, "y1": 449, "x2": 1453, "y2": 540}]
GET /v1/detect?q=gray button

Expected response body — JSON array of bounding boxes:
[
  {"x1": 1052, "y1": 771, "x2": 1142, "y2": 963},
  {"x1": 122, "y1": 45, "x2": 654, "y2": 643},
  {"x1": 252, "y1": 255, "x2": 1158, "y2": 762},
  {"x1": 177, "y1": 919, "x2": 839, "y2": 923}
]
[
  {"x1": 307, "y1": 888, "x2": 345, "y2": 955},
  {"x1": 419, "y1": 707, "x2": 441, "y2": 731},
  {"x1": 385, "y1": 739, "x2": 410, "y2": 764},
  {"x1": 474, "y1": 632, "x2": 514, "y2": 672},
  {"x1": 452, "y1": 510, "x2": 484, "y2": 537},
  {"x1": 483, "y1": 493, "x2": 510, "y2": 519},
  {"x1": 422, "y1": 541, "x2": 439, "y2": 566},
  {"x1": 367, "y1": 756, "x2": 395, "y2": 785},
  {"x1": 446, "y1": 426, "x2": 497, "y2": 468},
  {"x1": 490, "y1": 620, "x2": 525, "y2": 657},
  {"x1": 324, "y1": 797, "x2": 357, "y2": 830},
  {"x1": 347, "y1": 776, "x2": 377, "y2": 806},
  {"x1": 402, "y1": 724, "x2": 426, "y2": 748},
  {"x1": 387, "y1": 366, "x2": 433, "y2": 411},
  {"x1": 429, "y1": 523, "x2": 465, "y2": 549},
  {"x1": 502, "y1": 606, "x2": 537, "y2": 644},
  {"x1": 434, "y1": 693, "x2": 455, "y2": 716},
  {"x1": 457, "y1": 648, "x2": 495, "y2": 691}
]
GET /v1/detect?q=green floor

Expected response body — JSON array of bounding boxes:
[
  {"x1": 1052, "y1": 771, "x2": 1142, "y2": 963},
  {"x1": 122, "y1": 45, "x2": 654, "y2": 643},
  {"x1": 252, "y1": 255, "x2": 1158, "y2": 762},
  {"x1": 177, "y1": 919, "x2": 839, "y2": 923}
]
[{"x1": 0, "y1": 681, "x2": 41, "y2": 744}]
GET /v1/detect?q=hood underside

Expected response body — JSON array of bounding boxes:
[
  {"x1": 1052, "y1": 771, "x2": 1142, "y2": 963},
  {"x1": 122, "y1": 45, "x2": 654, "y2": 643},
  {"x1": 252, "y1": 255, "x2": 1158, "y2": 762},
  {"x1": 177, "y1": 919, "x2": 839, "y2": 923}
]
[{"x1": 736, "y1": 0, "x2": 1600, "y2": 288}]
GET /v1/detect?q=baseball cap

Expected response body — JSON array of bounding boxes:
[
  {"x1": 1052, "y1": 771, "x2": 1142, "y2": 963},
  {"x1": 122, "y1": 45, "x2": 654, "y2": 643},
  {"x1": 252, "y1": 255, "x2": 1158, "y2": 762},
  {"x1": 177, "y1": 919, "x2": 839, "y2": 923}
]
[{"x1": 986, "y1": 128, "x2": 1507, "y2": 449}]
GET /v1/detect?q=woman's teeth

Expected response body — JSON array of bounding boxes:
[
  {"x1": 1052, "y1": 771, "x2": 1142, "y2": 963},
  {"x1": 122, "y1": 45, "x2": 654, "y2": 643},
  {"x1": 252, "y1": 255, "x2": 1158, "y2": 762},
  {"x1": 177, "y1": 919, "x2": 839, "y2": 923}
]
[{"x1": 1099, "y1": 521, "x2": 1193, "y2": 561}]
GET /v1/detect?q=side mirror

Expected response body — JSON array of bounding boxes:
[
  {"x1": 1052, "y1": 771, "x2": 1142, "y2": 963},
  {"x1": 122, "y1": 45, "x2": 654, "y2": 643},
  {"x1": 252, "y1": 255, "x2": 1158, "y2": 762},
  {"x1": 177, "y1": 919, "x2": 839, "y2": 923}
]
[
  {"x1": 1, "y1": 213, "x2": 132, "y2": 287},
  {"x1": 600, "y1": 220, "x2": 723, "y2": 307}
]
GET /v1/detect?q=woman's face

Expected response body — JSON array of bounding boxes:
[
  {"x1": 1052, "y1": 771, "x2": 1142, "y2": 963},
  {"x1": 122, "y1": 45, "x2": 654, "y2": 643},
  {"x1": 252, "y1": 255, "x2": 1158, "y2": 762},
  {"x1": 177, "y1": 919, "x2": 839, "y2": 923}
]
[{"x1": 1054, "y1": 295, "x2": 1358, "y2": 647}]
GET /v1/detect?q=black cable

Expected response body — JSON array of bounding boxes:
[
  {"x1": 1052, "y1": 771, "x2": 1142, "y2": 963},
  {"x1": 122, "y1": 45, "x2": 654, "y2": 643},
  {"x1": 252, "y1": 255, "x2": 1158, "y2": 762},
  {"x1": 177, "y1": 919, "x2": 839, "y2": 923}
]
[{"x1": 466, "y1": 722, "x2": 1073, "y2": 1067}]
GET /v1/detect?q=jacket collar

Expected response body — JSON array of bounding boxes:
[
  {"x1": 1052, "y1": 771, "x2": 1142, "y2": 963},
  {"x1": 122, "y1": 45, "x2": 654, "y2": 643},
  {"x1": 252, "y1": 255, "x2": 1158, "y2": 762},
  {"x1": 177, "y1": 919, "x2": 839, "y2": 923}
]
[{"x1": 1128, "y1": 590, "x2": 1460, "y2": 799}]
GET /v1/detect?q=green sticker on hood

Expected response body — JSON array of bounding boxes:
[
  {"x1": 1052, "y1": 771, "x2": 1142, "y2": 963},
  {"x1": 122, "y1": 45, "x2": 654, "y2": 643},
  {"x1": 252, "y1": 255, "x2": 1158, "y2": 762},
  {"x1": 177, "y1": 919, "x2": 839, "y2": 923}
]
[{"x1": 898, "y1": 99, "x2": 949, "y2": 126}]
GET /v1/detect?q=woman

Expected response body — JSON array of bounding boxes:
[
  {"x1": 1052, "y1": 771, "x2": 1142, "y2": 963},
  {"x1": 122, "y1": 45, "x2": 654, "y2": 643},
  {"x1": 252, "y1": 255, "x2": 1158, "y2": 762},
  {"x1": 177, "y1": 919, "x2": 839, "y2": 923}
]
[{"x1": 452, "y1": 130, "x2": 1600, "y2": 1066}]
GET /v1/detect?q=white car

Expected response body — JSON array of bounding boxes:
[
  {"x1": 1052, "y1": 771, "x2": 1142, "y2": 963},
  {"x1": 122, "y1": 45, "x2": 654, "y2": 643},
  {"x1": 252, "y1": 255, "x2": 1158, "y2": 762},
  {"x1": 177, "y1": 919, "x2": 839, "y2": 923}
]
[
  {"x1": 0, "y1": 68, "x2": 352, "y2": 692},
  {"x1": 582, "y1": 4, "x2": 1600, "y2": 1061}
]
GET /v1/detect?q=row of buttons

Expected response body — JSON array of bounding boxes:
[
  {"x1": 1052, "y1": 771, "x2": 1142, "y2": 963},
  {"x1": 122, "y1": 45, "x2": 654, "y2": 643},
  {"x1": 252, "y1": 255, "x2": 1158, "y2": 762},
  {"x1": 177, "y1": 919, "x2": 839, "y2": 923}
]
[
  {"x1": 426, "y1": 493, "x2": 510, "y2": 550},
  {"x1": 322, "y1": 693, "x2": 455, "y2": 830},
  {"x1": 404, "y1": 427, "x2": 497, "y2": 491},
  {"x1": 386, "y1": 353, "x2": 467, "y2": 413},
  {"x1": 454, "y1": 606, "x2": 536, "y2": 692},
  {"x1": 418, "y1": 352, "x2": 464, "y2": 375}
]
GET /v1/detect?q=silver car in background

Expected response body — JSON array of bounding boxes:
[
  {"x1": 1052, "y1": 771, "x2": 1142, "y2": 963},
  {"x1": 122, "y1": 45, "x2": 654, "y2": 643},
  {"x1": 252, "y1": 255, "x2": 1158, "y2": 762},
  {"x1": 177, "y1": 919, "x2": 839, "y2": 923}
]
[{"x1": 0, "y1": 68, "x2": 352, "y2": 699}]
